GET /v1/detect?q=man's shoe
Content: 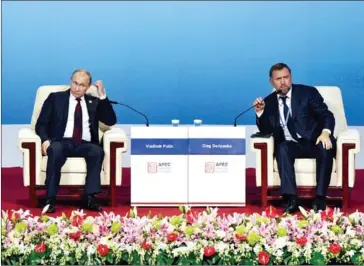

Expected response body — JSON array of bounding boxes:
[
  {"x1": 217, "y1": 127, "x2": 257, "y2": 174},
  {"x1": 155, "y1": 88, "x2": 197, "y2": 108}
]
[
  {"x1": 312, "y1": 197, "x2": 326, "y2": 213},
  {"x1": 284, "y1": 199, "x2": 298, "y2": 214},
  {"x1": 84, "y1": 195, "x2": 103, "y2": 212},
  {"x1": 44, "y1": 198, "x2": 56, "y2": 213}
]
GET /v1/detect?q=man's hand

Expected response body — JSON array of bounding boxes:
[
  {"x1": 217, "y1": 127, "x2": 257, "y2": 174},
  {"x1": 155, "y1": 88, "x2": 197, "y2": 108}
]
[
  {"x1": 253, "y1": 97, "x2": 265, "y2": 113},
  {"x1": 94, "y1": 80, "x2": 106, "y2": 97},
  {"x1": 316, "y1": 131, "x2": 332, "y2": 150},
  {"x1": 42, "y1": 140, "x2": 51, "y2": 155}
]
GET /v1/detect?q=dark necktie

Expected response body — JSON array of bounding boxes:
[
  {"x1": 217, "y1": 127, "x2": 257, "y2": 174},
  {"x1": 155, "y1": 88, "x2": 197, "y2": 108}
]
[
  {"x1": 72, "y1": 98, "x2": 82, "y2": 144},
  {"x1": 280, "y1": 96, "x2": 290, "y2": 121},
  {"x1": 280, "y1": 96, "x2": 298, "y2": 140}
]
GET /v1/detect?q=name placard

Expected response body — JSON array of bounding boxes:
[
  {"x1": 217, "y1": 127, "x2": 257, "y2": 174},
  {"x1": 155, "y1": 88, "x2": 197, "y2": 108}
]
[
  {"x1": 189, "y1": 138, "x2": 246, "y2": 155},
  {"x1": 131, "y1": 138, "x2": 189, "y2": 155}
]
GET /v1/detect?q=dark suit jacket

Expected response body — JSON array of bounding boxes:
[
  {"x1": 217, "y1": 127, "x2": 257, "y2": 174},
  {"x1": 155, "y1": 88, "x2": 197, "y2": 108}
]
[
  {"x1": 35, "y1": 89, "x2": 117, "y2": 145},
  {"x1": 256, "y1": 84, "x2": 335, "y2": 144}
]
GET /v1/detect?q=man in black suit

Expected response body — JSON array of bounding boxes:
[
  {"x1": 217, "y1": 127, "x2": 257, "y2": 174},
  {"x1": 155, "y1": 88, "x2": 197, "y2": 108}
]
[
  {"x1": 254, "y1": 63, "x2": 336, "y2": 213},
  {"x1": 35, "y1": 69, "x2": 117, "y2": 213}
]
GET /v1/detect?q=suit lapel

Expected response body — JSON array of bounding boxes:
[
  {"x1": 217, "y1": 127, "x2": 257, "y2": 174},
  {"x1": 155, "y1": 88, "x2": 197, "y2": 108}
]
[
  {"x1": 290, "y1": 85, "x2": 298, "y2": 121},
  {"x1": 84, "y1": 94, "x2": 94, "y2": 121},
  {"x1": 62, "y1": 89, "x2": 70, "y2": 126},
  {"x1": 271, "y1": 95, "x2": 279, "y2": 128}
]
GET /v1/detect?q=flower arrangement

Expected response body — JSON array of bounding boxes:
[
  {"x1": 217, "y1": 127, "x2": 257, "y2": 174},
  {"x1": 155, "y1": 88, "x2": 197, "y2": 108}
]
[{"x1": 1, "y1": 206, "x2": 363, "y2": 265}]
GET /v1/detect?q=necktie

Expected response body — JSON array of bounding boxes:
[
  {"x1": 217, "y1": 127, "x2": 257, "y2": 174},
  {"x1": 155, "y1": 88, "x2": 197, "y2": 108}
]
[
  {"x1": 280, "y1": 96, "x2": 290, "y2": 122},
  {"x1": 280, "y1": 96, "x2": 298, "y2": 140},
  {"x1": 72, "y1": 98, "x2": 82, "y2": 144}
]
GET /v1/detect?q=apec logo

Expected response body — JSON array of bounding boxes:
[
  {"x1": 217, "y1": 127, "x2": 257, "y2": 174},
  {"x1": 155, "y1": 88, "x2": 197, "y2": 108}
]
[
  {"x1": 147, "y1": 162, "x2": 172, "y2": 173},
  {"x1": 205, "y1": 162, "x2": 229, "y2": 173}
]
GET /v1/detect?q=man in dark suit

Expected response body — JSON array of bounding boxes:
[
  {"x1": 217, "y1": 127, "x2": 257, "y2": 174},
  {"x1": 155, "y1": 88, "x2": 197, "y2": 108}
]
[
  {"x1": 35, "y1": 69, "x2": 117, "y2": 213},
  {"x1": 254, "y1": 63, "x2": 336, "y2": 213}
]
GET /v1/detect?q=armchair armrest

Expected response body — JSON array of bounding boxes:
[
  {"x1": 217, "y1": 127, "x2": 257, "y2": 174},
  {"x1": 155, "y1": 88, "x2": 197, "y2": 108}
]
[
  {"x1": 103, "y1": 128, "x2": 128, "y2": 207},
  {"x1": 250, "y1": 135, "x2": 274, "y2": 187},
  {"x1": 336, "y1": 129, "x2": 361, "y2": 188},
  {"x1": 18, "y1": 129, "x2": 42, "y2": 188},
  {"x1": 103, "y1": 128, "x2": 128, "y2": 185},
  {"x1": 337, "y1": 129, "x2": 360, "y2": 152},
  {"x1": 250, "y1": 134, "x2": 275, "y2": 208}
]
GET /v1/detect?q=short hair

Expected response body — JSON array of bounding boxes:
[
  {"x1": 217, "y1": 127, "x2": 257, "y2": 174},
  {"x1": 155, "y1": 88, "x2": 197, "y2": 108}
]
[
  {"x1": 269, "y1": 63, "x2": 291, "y2": 78},
  {"x1": 71, "y1": 69, "x2": 92, "y2": 85}
]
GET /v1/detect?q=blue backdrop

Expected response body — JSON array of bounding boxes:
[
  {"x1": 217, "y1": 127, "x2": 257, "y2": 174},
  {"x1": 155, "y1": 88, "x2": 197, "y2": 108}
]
[{"x1": 2, "y1": 1, "x2": 364, "y2": 125}]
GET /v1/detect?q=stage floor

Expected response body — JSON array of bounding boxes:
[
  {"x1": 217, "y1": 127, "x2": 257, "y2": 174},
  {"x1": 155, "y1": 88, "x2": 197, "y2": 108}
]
[{"x1": 2, "y1": 168, "x2": 364, "y2": 217}]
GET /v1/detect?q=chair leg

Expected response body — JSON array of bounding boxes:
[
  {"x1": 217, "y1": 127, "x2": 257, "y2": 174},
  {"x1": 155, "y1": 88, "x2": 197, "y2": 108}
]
[
  {"x1": 109, "y1": 142, "x2": 124, "y2": 208},
  {"x1": 254, "y1": 143, "x2": 269, "y2": 208},
  {"x1": 110, "y1": 185, "x2": 116, "y2": 208},
  {"x1": 22, "y1": 142, "x2": 38, "y2": 208},
  {"x1": 342, "y1": 143, "x2": 355, "y2": 210},
  {"x1": 261, "y1": 186, "x2": 268, "y2": 208},
  {"x1": 30, "y1": 186, "x2": 37, "y2": 208}
]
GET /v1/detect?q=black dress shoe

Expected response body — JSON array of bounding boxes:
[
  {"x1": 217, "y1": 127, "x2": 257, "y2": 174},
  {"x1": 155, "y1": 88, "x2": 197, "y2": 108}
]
[
  {"x1": 44, "y1": 199, "x2": 56, "y2": 213},
  {"x1": 83, "y1": 195, "x2": 103, "y2": 212},
  {"x1": 312, "y1": 197, "x2": 326, "y2": 212},
  {"x1": 284, "y1": 199, "x2": 298, "y2": 214}
]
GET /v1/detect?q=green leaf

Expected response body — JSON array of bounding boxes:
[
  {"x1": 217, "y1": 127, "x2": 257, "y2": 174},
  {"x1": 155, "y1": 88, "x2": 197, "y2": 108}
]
[
  {"x1": 352, "y1": 253, "x2": 362, "y2": 265},
  {"x1": 68, "y1": 257, "x2": 76, "y2": 265},
  {"x1": 106, "y1": 254, "x2": 114, "y2": 264},
  {"x1": 212, "y1": 255, "x2": 218, "y2": 264},
  {"x1": 157, "y1": 253, "x2": 166, "y2": 265},
  {"x1": 131, "y1": 250, "x2": 140, "y2": 265},
  {"x1": 310, "y1": 252, "x2": 326, "y2": 266},
  {"x1": 121, "y1": 251, "x2": 129, "y2": 263},
  {"x1": 166, "y1": 256, "x2": 174, "y2": 265},
  {"x1": 241, "y1": 259, "x2": 254, "y2": 265},
  {"x1": 283, "y1": 255, "x2": 292, "y2": 265},
  {"x1": 94, "y1": 257, "x2": 102, "y2": 265}
]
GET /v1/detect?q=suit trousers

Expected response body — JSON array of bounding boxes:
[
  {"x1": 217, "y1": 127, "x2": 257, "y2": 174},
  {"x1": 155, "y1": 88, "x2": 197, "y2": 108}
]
[
  {"x1": 275, "y1": 136, "x2": 336, "y2": 197},
  {"x1": 45, "y1": 138, "x2": 104, "y2": 198}
]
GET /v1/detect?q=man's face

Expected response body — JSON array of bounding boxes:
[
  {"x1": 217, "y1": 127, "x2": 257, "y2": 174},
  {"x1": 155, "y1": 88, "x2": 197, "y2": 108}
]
[
  {"x1": 270, "y1": 67, "x2": 292, "y2": 95},
  {"x1": 70, "y1": 72, "x2": 91, "y2": 98}
]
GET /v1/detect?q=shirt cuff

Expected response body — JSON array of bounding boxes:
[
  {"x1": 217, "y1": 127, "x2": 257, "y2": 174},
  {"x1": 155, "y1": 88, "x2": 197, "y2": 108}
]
[
  {"x1": 322, "y1": 129, "x2": 331, "y2": 135},
  {"x1": 256, "y1": 110, "x2": 264, "y2": 118},
  {"x1": 99, "y1": 94, "x2": 107, "y2": 100}
]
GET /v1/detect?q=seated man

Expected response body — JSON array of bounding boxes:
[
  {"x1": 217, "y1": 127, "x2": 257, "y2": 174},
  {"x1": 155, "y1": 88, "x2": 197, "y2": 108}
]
[
  {"x1": 35, "y1": 69, "x2": 117, "y2": 213},
  {"x1": 253, "y1": 63, "x2": 336, "y2": 213}
]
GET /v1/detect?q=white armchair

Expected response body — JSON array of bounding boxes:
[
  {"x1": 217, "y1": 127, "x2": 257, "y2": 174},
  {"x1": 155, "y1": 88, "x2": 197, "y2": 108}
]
[
  {"x1": 18, "y1": 85, "x2": 128, "y2": 207},
  {"x1": 251, "y1": 86, "x2": 361, "y2": 209}
]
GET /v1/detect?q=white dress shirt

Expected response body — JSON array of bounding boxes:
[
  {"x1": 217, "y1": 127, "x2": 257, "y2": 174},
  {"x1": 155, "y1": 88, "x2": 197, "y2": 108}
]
[
  {"x1": 256, "y1": 88, "x2": 330, "y2": 141},
  {"x1": 275, "y1": 88, "x2": 298, "y2": 141},
  {"x1": 63, "y1": 94, "x2": 91, "y2": 141}
]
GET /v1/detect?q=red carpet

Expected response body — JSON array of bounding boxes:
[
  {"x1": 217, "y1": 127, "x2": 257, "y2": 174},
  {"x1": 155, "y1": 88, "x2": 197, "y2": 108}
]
[{"x1": 2, "y1": 167, "x2": 364, "y2": 217}]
